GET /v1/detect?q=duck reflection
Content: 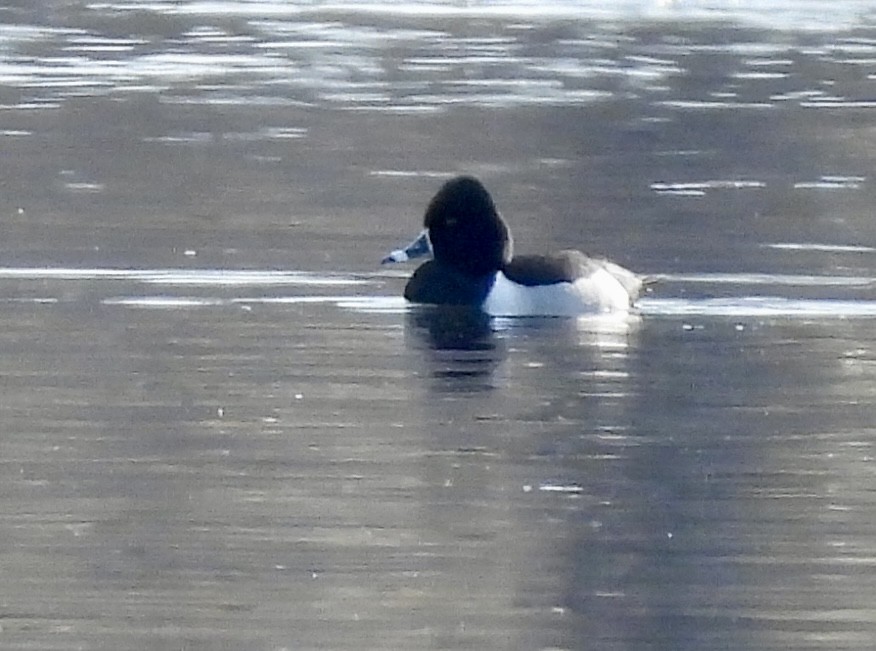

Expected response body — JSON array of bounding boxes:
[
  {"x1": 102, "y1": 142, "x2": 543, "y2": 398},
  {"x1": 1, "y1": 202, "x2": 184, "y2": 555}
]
[
  {"x1": 405, "y1": 306, "x2": 503, "y2": 390},
  {"x1": 405, "y1": 305, "x2": 640, "y2": 393}
]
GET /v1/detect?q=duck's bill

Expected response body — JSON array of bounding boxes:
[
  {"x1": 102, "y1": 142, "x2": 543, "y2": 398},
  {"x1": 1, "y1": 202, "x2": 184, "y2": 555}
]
[{"x1": 381, "y1": 228, "x2": 432, "y2": 264}]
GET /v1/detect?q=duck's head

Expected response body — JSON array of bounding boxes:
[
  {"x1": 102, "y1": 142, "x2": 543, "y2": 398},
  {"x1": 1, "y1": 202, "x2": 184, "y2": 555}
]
[{"x1": 383, "y1": 176, "x2": 513, "y2": 277}]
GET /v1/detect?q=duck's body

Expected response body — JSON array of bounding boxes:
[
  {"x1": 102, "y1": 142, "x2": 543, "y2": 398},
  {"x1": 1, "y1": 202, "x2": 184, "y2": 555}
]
[{"x1": 383, "y1": 176, "x2": 642, "y2": 317}]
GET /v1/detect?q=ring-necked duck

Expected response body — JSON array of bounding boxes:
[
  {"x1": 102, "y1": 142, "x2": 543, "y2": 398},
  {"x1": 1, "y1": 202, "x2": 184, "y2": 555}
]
[{"x1": 382, "y1": 175, "x2": 642, "y2": 316}]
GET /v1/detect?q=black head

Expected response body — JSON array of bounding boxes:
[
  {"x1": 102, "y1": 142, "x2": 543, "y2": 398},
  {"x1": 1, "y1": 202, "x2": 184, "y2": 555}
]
[{"x1": 423, "y1": 176, "x2": 513, "y2": 277}]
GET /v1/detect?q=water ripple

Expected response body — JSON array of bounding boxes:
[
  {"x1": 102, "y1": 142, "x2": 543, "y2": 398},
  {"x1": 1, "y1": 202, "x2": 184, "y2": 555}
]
[{"x1": 2, "y1": 2, "x2": 870, "y2": 111}]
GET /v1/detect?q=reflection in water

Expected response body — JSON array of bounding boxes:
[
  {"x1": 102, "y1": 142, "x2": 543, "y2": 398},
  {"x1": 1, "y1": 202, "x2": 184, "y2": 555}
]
[
  {"x1": 406, "y1": 306, "x2": 503, "y2": 392},
  {"x1": 407, "y1": 305, "x2": 495, "y2": 352},
  {"x1": 403, "y1": 305, "x2": 643, "y2": 649},
  {"x1": 405, "y1": 307, "x2": 640, "y2": 394}
]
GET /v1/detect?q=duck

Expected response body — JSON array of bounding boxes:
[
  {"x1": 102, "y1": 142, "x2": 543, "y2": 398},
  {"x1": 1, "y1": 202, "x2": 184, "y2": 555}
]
[{"x1": 382, "y1": 175, "x2": 642, "y2": 317}]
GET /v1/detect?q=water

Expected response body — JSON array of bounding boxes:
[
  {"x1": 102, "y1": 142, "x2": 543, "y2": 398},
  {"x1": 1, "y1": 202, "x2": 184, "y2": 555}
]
[{"x1": 3, "y1": 1, "x2": 876, "y2": 649}]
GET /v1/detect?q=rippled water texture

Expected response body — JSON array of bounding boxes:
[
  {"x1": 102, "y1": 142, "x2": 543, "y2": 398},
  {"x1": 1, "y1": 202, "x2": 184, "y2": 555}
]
[{"x1": 3, "y1": 1, "x2": 876, "y2": 650}]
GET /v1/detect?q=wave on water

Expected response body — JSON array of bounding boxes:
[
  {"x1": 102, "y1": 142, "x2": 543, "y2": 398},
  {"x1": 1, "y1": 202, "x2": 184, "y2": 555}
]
[
  {"x1": 85, "y1": 1, "x2": 876, "y2": 30},
  {"x1": 3, "y1": 0, "x2": 876, "y2": 112}
]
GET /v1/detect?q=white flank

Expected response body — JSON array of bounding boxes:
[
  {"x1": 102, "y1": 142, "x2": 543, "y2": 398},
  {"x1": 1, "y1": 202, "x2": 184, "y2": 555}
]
[{"x1": 483, "y1": 269, "x2": 631, "y2": 317}]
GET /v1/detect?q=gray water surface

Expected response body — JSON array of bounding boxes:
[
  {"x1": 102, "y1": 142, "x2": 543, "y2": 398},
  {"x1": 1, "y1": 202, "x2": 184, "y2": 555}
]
[{"x1": 2, "y1": 2, "x2": 876, "y2": 649}]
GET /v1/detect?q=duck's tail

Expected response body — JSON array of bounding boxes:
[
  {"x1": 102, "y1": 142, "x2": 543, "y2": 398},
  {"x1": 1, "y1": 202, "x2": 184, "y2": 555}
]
[{"x1": 601, "y1": 260, "x2": 651, "y2": 303}]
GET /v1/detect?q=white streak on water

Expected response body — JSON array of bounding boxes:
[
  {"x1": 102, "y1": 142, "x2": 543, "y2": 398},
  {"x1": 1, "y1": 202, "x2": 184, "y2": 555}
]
[
  {"x1": 0, "y1": 297, "x2": 59, "y2": 304},
  {"x1": 100, "y1": 295, "x2": 409, "y2": 313},
  {"x1": 0, "y1": 268, "x2": 373, "y2": 286},
  {"x1": 793, "y1": 175, "x2": 866, "y2": 189},
  {"x1": 638, "y1": 297, "x2": 876, "y2": 318},
  {"x1": 651, "y1": 180, "x2": 766, "y2": 195},
  {"x1": 539, "y1": 483, "x2": 584, "y2": 494},
  {"x1": 101, "y1": 296, "x2": 228, "y2": 308},
  {"x1": 801, "y1": 99, "x2": 876, "y2": 108},
  {"x1": 83, "y1": 293, "x2": 876, "y2": 318},
  {"x1": 764, "y1": 243, "x2": 875, "y2": 253},
  {"x1": 5, "y1": 268, "x2": 876, "y2": 318},
  {"x1": 659, "y1": 100, "x2": 776, "y2": 110},
  {"x1": 651, "y1": 273, "x2": 876, "y2": 287}
]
